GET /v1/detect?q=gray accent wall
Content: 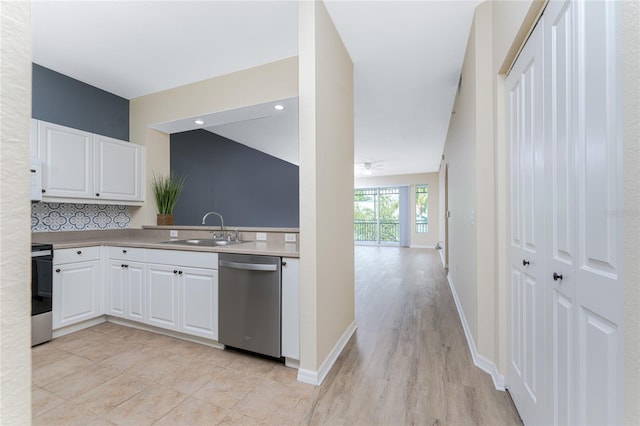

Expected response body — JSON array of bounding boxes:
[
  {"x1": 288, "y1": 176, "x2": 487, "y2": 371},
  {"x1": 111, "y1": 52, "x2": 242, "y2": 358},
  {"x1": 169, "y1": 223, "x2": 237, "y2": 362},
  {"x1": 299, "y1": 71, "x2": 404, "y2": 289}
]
[
  {"x1": 32, "y1": 63, "x2": 129, "y2": 140},
  {"x1": 170, "y1": 130, "x2": 299, "y2": 227}
]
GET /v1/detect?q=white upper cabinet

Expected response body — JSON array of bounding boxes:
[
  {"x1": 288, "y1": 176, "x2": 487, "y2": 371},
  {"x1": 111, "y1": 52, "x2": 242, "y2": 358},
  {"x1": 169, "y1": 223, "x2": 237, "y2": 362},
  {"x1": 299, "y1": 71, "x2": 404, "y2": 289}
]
[
  {"x1": 36, "y1": 120, "x2": 143, "y2": 204},
  {"x1": 39, "y1": 121, "x2": 94, "y2": 199},
  {"x1": 30, "y1": 118, "x2": 39, "y2": 159},
  {"x1": 94, "y1": 135, "x2": 142, "y2": 201}
]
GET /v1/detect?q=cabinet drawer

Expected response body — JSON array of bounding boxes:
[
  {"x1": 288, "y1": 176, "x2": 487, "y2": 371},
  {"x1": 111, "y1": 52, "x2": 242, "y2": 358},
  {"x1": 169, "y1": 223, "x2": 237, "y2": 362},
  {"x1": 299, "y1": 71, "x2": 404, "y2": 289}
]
[
  {"x1": 146, "y1": 249, "x2": 218, "y2": 269},
  {"x1": 54, "y1": 246, "x2": 101, "y2": 264},
  {"x1": 107, "y1": 246, "x2": 145, "y2": 262}
]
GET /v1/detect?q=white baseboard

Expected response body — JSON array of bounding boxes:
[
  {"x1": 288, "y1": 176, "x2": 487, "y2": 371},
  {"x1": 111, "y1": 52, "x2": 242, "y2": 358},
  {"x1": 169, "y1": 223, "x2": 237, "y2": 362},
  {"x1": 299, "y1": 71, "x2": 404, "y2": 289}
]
[
  {"x1": 106, "y1": 317, "x2": 224, "y2": 349},
  {"x1": 409, "y1": 244, "x2": 435, "y2": 249},
  {"x1": 297, "y1": 321, "x2": 357, "y2": 386},
  {"x1": 285, "y1": 358, "x2": 300, "y2": 369},
  {"x1": 52, "y1": 315, "x2": 107, "y2": 338},
  {"x1": 447, "y1": 274, "x2": 505, "y2": 391}
]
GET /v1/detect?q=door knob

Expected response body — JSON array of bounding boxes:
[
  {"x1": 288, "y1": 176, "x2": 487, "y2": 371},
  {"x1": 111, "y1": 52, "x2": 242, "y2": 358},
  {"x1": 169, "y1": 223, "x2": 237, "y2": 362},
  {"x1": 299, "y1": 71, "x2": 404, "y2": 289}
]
[
  {"x1": 522, "y1": 259, "x2": 530, "y2": 266},
  {"x1": 553, "y1": 272, "x2": 563, "y2": 281}
]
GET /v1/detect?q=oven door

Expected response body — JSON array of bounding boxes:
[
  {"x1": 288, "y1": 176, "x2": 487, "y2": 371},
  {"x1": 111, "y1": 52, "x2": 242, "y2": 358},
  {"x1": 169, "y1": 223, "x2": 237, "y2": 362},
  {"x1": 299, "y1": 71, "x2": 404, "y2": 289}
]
[{"x1": 32, "y1": 252, "x2": 52, "y2": 315}]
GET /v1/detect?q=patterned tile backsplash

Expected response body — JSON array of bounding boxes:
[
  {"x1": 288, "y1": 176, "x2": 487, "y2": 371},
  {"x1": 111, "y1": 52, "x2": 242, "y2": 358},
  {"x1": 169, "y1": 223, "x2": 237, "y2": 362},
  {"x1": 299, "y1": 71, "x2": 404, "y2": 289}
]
[{"x1": 31, "y1": 202, "x2": 130, "y2": 232}]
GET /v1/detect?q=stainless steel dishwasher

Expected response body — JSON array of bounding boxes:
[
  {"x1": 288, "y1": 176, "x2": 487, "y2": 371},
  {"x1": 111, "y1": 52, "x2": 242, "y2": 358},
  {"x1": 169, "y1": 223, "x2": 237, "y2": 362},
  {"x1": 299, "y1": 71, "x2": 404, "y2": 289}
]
[{"x1": 218, "y1": 253, "x2": 282, "y2": 358}]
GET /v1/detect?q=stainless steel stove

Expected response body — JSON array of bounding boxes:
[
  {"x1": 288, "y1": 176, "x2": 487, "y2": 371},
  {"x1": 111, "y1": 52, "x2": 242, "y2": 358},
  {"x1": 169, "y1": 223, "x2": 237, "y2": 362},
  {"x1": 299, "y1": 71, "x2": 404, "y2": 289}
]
[{"x1": 31, "y1": 243, "x2": 53, "y2": 346}]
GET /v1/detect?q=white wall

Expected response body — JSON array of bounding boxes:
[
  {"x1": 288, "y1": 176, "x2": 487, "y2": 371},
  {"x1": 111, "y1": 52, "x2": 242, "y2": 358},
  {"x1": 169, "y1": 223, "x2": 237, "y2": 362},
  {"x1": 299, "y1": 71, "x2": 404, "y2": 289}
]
[
  {"x1": 355, "y1": 172, "x2": 440, "y2": 247},
  {"x1": 299, "y1": 0, "x2": 355, "y2": 375},
  {"x1": 0, "y1": 2, "x2": 32, "y2": 423},
  {"x1": 442, "y1": 12, "x2": 479, "y2": 346},
  {"x1": 441, "y1": 0, "x2": 546, "y2": 380},
  {"x1": 622, "y1": 1, "x2": 640, "y2": 422}
]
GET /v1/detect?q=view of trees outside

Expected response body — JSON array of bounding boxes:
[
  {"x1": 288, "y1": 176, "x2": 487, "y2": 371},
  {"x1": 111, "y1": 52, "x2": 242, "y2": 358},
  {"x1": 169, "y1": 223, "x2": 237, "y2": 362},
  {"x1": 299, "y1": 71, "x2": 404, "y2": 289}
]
[
  {"x1": 354, "y1": 187, "x2": 400, "y2": 242},
  {"x1": 416, "y1": 184, "x2": 429, "y2": 233}
]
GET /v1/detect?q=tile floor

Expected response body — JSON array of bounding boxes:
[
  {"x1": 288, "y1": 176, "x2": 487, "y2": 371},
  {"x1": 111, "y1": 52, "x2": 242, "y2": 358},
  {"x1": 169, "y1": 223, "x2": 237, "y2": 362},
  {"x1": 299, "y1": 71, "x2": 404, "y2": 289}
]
[{"x1": 32, "y1": 323, "x2": 315, "y2": 425}]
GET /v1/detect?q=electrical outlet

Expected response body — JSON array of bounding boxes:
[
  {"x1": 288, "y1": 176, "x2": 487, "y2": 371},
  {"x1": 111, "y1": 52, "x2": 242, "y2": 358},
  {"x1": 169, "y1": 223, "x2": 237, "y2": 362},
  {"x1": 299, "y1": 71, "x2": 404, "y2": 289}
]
[
  {"x1": 256, "y1": 232, "x2": 267, "y2": 241},
  {"x1": 284, "y1": 233, "x2": 297, "y2": 242},
  {"x1": 170, "y1": 230, "x2": 178, "y2": 237}
]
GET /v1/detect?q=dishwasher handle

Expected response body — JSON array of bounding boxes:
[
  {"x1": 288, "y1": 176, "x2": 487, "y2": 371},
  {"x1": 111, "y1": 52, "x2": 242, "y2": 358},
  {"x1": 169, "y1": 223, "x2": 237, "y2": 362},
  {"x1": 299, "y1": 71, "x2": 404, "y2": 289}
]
[{"x1": 219, "y1": 260, "x2": 278, "y2": 272}]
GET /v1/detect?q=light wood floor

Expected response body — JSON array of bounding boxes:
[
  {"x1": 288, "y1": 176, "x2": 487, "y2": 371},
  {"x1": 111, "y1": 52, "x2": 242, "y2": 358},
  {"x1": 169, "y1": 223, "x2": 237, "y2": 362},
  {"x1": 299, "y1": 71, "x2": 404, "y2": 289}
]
[{"x1": 31, "y1": 246, "x2": 522, "y2": 425}]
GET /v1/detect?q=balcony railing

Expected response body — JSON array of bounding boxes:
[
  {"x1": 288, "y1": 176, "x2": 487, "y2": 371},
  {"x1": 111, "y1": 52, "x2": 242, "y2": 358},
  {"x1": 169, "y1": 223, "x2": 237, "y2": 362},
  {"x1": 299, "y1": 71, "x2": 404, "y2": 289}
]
[
  {"x1": 354, "y1": 220, "x2": 399, "y2": 242},
  {"x1": 416, "y1": 221, "x2": 428, "y2": 233}
]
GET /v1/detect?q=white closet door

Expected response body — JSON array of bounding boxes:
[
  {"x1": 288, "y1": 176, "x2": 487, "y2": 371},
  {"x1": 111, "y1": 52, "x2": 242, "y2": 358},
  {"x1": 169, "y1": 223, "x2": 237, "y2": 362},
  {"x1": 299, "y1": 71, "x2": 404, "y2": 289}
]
[
  {"x1": 507, "y1": 18, "x2": 547, "y2": 426},
  {"x1": 573, "y1": 1, "x2": 623, "y2": 424},
  {"x1": 544, "y1": 1, "x2": 577, "y2": 424}
]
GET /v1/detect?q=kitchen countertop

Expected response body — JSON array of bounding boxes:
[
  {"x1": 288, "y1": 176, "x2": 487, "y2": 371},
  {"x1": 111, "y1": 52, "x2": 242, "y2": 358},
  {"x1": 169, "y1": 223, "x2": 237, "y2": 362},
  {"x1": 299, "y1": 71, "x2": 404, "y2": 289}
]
[{"x1": 32, "y1": 229, "x2": 300, "y2": 258}]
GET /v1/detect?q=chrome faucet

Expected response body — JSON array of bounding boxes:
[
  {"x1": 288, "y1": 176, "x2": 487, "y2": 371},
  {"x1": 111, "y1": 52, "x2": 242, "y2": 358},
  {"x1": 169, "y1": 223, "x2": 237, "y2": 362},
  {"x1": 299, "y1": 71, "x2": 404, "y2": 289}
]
[{"x1": 202, "y1": 211, "x2": 224, "y2": 238}]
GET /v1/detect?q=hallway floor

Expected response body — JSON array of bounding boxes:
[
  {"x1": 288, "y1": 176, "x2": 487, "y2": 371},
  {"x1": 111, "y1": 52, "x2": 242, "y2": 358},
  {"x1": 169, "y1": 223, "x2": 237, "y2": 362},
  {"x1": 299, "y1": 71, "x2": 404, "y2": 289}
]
[{"x1": 32, "y1": 247, "x2": 521, "y2": 425}]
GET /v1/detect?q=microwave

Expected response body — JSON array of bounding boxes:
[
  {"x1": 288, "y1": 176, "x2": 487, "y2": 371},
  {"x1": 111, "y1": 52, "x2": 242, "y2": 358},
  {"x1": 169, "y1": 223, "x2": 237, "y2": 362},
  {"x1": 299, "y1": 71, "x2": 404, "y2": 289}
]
[{"x1": 30, "y1": 158, "x2": 42, "y2": 202}]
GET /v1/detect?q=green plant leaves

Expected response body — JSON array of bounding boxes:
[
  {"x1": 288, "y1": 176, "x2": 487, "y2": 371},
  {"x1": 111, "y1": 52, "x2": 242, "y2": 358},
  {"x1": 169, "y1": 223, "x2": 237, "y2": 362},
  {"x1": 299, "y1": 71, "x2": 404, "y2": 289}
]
[{"x1": 150, "y1": 172, "x2": 187, "y2": 214}]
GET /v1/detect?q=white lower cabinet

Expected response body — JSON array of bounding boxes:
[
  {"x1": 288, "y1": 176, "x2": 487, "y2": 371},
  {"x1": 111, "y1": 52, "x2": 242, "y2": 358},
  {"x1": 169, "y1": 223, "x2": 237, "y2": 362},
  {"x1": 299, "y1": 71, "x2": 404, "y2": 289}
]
[
  {"x1": 126, "y1": 264, "x2": 145, "y2": 322},
  {"x1": 107, "y1": 260, "x2": 146, "y2": 322},
  {"x1": 145, "y1": 249, "x2": 219, "y2": 337},
  {"x1": 146, "y1": 264, "x2": 181, "y2": 331},
  {"x1": 53, "y1": 247, "x2": 102, "y2": 329},
  {"x1": 180, "y1": 267, "x2": 218, "y2": 340},
  {"x1": 57, "y1": 246, "x2": 297, "y2": 353},
  {"x1": 281, "y1": 257, "x2": 300, "y2": 360},
  {"x1": 106, "y1": 247, "x2": 146, "y2": 322}
]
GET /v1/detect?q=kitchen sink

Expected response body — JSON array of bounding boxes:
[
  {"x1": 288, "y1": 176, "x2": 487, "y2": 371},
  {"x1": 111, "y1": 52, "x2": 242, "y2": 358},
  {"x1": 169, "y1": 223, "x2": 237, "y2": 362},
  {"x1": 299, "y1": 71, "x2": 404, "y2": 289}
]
[{"x1": 162, "y1": 239, "x2": 247, "y2": 247}]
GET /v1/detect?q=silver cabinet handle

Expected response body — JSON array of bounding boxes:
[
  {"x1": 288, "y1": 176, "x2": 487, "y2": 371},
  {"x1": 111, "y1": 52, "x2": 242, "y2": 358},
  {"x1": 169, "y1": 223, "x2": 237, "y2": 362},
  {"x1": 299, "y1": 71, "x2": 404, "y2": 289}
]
[{"x1": 219, "y1": 260, "x2": 277, "y2": 272}]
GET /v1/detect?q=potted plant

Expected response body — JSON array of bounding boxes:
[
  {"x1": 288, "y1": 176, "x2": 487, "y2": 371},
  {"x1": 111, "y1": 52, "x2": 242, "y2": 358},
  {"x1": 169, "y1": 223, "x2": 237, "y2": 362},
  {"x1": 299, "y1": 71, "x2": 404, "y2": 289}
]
[{"x1": 150, "y1": 172, "x2": 186, "y2": 226}]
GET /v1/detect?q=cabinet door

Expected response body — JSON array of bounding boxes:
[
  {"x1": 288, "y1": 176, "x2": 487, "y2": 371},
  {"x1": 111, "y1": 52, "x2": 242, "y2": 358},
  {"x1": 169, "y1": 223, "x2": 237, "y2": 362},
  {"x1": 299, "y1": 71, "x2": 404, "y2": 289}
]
[
  {"x1": 30, "y1": 118, "x2": 39, "y2": 159},
  {"x1": 106, "y1": 261, "x2": 126, "y2": 318},
  {"x1": 180, "y1": 267, "x2": 218, "y2": 340},
  {"x1": 281, "y1": 258, "x2": 300, "y2": 359},
  {"x1": 146, "y1": 264, "x2": 180, "y2": 331},
  {"x1": 126, "y1": 262, "x2": 146, "y2": 322},
  {"x1": 94, "y1": 135, "x2": 142, "y2": 201},
  {"x1": 39, "y1": 121, "x2": 93, "y2": 199},
  {"x1": 53, "y1": 260, "x2": 101, "y2": 329}
]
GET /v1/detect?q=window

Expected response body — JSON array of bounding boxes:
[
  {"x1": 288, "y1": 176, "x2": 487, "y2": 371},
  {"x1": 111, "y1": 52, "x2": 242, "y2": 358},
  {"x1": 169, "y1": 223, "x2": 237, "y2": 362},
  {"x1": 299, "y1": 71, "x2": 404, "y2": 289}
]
[
  {"x1": 415, "y1": 185, "x2": 428, "y2": 233},
  {"x1": 354, "y1": 187, "x2": 400, "y2": 243}
]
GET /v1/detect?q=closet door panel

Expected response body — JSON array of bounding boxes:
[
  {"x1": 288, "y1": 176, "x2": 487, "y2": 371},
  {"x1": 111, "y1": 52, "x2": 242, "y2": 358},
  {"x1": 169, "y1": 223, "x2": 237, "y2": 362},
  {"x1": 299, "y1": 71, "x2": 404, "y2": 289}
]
[
  {"x1": 574, "y1": 1, "x2": 623, "y2": 424},
  {"x1": 545, "y1": 1, "x2": 578, "y2": 424},
  {"x1": 507, "y1": 18, "x2": 547, "y2": 426}
]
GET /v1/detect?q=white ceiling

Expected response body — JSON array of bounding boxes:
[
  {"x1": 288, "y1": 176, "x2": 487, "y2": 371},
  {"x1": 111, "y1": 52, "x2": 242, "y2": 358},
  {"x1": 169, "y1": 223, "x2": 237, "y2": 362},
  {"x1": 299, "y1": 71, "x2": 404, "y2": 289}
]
[{"x1": 32, "y1": 0, "x2": 479, "y2": 176}]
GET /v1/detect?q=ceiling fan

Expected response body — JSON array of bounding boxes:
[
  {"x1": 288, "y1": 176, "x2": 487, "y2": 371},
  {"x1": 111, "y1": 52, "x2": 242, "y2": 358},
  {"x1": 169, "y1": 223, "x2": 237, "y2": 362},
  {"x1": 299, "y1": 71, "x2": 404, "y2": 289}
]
[{"x1": 354, "y1": 161, "x2": 383, "y2": 176}]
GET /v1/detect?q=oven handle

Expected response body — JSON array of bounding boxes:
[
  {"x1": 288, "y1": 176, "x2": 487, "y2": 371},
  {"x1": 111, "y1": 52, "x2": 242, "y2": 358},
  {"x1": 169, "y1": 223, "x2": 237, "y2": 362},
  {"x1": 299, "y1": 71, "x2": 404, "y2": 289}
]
[
  {"x1": 219, "y1": 260, "x2": 278, "y2": 272},
  {"x1": 31, "y1": 250, "x2": 52, "y2": 257}
]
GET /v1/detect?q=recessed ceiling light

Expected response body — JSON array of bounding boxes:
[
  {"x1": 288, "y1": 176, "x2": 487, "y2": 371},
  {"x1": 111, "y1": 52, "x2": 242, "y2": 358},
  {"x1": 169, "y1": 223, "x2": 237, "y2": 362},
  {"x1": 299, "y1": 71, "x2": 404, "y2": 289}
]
[
  {"x1": 194, "y1": 119, "x2": 205, "y2": 125},
  {"x1": 274, "y1": 104, "x2": 285, "y2": 111}
]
